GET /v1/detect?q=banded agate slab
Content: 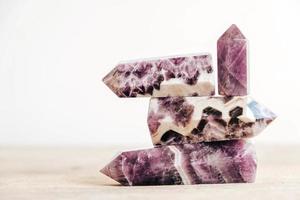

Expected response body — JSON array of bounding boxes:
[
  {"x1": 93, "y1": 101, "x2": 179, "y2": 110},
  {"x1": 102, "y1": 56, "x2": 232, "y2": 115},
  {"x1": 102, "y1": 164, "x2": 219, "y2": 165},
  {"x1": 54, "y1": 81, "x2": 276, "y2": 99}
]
[
  {"x1": 103, "y1": 54, "x2": 215, "y2": 97},
  {"x1": 100, "y1": 140, "x2": 257, "y2": 186},
  {"x1": 148, "y1": 96, "x2": 276, "y2": 146}
]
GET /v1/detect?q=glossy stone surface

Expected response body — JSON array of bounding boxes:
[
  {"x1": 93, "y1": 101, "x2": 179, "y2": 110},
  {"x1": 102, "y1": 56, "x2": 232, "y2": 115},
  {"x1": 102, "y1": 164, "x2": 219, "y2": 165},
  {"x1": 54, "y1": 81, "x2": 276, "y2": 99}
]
[
  {"x1": 218, "y1": 24, "x2": 248, "y2": 96},
  {"x1": 100, "y1": 140, "x2": 257, "y2": 186},
  {"x1": 148, "y1": 96, "x2": 276, "y2": 146},
  {"x1": 103, "y1": 54, "x2": 215, "y2": 97}
]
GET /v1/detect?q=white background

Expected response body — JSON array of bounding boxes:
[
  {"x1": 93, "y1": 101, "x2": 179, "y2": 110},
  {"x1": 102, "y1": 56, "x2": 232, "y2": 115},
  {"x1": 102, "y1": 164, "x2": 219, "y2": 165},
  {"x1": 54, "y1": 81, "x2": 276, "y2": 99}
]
[{"x1": 0, "y1": 0, "x2": 299, "y2": 146}]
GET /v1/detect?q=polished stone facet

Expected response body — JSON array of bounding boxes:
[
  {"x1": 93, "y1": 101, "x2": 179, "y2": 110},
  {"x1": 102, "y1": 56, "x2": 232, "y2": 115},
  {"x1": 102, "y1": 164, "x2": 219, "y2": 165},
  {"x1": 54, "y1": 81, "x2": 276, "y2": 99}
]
[
  {"x1": 100, "y1": 140, "x2": 257, "y2": 186},
  {"x1": 103, "y1": 54, "x2": 215, "y2": 97},
  {"x1": 218, "y1": 24, "x2": 248, "y2": 96},
  {"x1": 148, "y1": 96, "x2": 276, "y2": 146}
]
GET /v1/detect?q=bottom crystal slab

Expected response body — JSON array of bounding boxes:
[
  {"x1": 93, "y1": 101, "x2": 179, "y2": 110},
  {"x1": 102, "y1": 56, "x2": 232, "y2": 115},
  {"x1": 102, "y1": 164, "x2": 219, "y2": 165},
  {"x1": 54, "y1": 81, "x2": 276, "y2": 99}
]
[{"x1": 100, "y1": 140, "x2": 257, "y2": 186}]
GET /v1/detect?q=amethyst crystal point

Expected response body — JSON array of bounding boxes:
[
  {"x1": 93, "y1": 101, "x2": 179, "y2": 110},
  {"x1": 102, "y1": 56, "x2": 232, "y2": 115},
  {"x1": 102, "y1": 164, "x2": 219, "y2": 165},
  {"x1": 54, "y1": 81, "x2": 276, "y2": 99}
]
[
  {"x1": 217, "y1": 24, "x2": 248, "y2": 96},
  {"x1": 103, "y1": 54, "x2": 215, "y2": 97},
  {"x1": 148, "y1": 96, "x2": 276, "y2": 146},
  {"x1": 100, "y1": 140, "x2": 257, "y2": 186}
]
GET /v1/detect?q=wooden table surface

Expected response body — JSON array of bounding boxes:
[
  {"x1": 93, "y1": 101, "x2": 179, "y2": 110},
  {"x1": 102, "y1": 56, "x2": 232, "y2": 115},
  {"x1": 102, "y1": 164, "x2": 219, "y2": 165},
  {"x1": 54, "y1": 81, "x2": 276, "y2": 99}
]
[{"x1": 0, "y1": 143, "x2": 299, "y2": 200}]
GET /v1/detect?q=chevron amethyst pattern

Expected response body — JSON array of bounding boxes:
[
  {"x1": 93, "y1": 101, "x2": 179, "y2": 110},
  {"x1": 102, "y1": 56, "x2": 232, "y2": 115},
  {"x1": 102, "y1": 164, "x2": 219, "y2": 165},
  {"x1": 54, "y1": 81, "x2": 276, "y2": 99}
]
[
  {"x1": 103, "y1": 54, "x2": 215, "y2": 97},
  {"x1": 147, "y1": 96, "x2": 276, "y2": 146},
  {"x1": 100, "y1": 140, "x2": 257, "y2": 186}
]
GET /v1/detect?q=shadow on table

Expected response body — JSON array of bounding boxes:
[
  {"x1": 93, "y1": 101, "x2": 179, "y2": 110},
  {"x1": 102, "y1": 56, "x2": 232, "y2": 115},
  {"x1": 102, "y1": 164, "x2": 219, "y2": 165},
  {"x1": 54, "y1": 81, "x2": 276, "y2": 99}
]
[{"x1": 74, "y1": 175, "x2": 121, "y2": 187}]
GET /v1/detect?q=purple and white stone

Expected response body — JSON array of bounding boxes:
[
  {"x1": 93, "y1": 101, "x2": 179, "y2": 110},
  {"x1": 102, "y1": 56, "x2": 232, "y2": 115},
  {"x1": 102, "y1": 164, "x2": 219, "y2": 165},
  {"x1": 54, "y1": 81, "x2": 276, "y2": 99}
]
[
  {"x1": 103, "y1": 54, "x2": 215, "y2": 97},
  {"x1": 148, "y1": 96, "x2": 276, "y2": 146},
  {"x1": 218, "y1": 24, "x2": 248, "y2": 96},
  {"x1": 100, "y1": 140, "x2": 257, "y2": 186}
]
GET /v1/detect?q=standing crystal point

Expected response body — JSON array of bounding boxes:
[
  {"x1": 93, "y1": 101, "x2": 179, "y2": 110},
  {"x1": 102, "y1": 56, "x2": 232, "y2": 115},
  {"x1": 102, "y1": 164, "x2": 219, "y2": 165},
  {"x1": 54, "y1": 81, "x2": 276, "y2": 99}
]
[
  {"x1": 103, "y1": 54, "x2": 215, "y2": 97},
  {"x1": 148, "y1": 96, "x2": 276, "y2": 146},
  {"x1": 100, "y1": 140, "x2": 257, "y2": 186},
  {"x1": 218, "y1": 24, "x2": 248, "y2": 96}
]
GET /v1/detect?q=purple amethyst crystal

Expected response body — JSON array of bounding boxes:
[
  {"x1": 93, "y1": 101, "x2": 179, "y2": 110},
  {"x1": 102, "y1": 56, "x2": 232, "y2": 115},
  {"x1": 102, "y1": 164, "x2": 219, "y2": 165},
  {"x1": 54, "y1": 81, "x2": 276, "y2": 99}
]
[
  {"x1": 148, "y1": 96, "x2": 276, "y2": 146},
  {"x1": 157, "y1": 96, "x2": 194, "y2": 126},
  {"x1": 103, "y1": 54, "x2": 215, "y2": 97},
  {"x1": 100, "y1": 140, "x2": 257, "y2": 185},
  {"x1": 217, "y1": 24, "x2": 248, "y2": 96}
]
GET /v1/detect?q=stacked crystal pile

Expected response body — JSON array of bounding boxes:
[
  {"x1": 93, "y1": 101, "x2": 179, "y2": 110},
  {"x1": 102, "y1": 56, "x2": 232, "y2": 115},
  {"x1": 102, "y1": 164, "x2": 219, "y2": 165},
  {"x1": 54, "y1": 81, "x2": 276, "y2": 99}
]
[{"x1": 101, "y1": 24, "x2": 276, "y2": 186}]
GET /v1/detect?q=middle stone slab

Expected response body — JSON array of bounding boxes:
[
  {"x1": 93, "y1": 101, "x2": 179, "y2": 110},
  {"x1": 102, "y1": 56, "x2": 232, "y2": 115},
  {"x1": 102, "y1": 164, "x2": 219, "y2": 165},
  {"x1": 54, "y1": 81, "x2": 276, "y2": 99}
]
[{"x1": 148, "y1": 96, "x2": 276, "y2": 146}]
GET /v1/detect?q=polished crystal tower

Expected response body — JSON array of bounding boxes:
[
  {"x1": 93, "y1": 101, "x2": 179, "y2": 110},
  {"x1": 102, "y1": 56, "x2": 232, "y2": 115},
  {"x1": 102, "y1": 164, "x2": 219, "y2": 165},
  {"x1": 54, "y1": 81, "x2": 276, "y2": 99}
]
[
  {"x1": 101, "y1": 140, "x2": 256, "y2": 186},
  {"x1": 148, "y1": 96, "x2": 276, "y2": 146},
  {"x1": 218, "y1": 24, "x2": 248, "y2": 96},
  {"x1": 103, "y1": 54, "x2": 215, "y2": 97}
]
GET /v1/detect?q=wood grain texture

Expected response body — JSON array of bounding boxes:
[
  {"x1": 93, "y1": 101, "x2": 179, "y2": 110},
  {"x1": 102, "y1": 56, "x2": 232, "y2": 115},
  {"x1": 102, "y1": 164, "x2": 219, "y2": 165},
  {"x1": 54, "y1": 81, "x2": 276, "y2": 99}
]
[{"x1": 0, "y1": 143, "x2": 299, "y2": 200}]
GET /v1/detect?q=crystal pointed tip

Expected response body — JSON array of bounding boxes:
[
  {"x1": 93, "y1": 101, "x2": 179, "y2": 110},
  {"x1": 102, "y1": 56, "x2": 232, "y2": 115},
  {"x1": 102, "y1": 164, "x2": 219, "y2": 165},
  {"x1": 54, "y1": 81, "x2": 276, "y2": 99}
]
[
  {"x1": 100, "y1": 165, "x2": 110, "y2": 177},
  {"x1": 102, "y1": 68, "x2": 123, "y2": 97},
  {"x1": 228, "y1": 24, "x2": 239, "y2": 30},
  {"x1": 219, "y1": 24, "x2": 246, "y2": 40},
  {"x1": 102, "y1": 74, "x2": 107, "y2": 83},
  {"x1": 248, "y1": 99, "x2": 277, "y2": 125},
  {"x1": 268, "y1": 110, "x2": 277, "y2": 121}
]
